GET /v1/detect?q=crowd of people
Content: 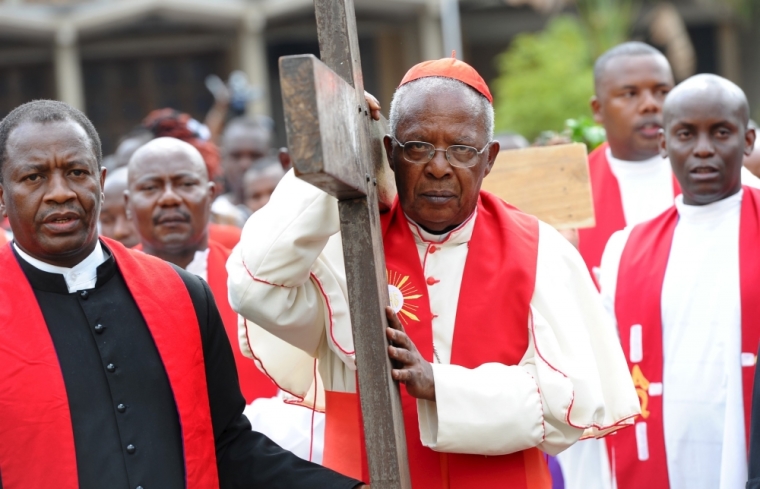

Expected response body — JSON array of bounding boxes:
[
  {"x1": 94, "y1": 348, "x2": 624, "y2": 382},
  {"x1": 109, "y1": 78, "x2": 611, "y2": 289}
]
[{"x1": 1, "y1": 39, "x2": 760, "y2": 489}]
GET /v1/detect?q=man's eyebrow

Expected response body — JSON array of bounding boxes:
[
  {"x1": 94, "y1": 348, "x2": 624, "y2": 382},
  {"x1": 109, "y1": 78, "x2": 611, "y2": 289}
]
[{"x1": 17, "y1": 163, "x2": 49, "y2": 173}]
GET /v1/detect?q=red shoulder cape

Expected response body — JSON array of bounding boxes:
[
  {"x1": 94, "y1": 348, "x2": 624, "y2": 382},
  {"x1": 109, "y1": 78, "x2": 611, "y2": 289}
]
[
  {"x1": 205, "y1": 240, "x2": 278, "y2": 403},
  {"x1": 0, "y1": 238, "x2": 219, "y2": 489}
]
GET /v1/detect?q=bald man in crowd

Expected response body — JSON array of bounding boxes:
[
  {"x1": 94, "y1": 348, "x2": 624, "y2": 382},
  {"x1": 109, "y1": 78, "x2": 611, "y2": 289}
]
[
  {"x1": 601, "y1": 74, "x2": 760, "y2": 488},
  {"x1": 99, "y1": 166, "x2": 139, "y2": 248},
  {"x1": 227, "y1": 57, "x2": 638, "y2": 488},
  {"x1": 125, "y1": 137, "x2": 277, "y2": 405}
]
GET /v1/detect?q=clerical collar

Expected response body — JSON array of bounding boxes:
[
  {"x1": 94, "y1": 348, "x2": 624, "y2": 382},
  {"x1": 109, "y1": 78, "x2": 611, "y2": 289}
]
[
  {"x1": 185, "y1": 248, "x2": 210, "y2": 281},
  {"x1": 675, "y1": 188, "x2": 743, "y2": 222},
  {"x1": 606, "y1": 147, "x2": 667, "y2": 172},
  {"x1": 405, "y1": 208, "x2": 477, "y2": 245},
  {"x1": 14, "y1": 240, "x2": 107, "y2": 293}
]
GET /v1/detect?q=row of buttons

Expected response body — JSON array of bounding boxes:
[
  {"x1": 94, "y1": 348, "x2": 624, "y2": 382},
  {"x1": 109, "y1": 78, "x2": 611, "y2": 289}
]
[{"x1": 77, "y1": 286, "x2": 142, "y2": 489}]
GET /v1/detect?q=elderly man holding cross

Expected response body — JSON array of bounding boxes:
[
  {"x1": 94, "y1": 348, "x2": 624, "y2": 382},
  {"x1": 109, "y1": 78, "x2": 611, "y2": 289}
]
[{"x1": 228, "y1": 58, "x2": 638, "y2": 487}]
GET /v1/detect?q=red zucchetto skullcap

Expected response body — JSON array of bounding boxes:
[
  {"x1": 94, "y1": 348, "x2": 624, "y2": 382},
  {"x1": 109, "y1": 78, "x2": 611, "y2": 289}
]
[{"x1": 398, "y1": 55, "x2": 493, "y2": 104}]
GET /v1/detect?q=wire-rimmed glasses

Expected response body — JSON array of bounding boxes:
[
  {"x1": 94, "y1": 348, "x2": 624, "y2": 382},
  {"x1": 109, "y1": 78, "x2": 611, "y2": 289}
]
[{"x1": 391, "y1": 136, "x2": 492, "y2": 168}]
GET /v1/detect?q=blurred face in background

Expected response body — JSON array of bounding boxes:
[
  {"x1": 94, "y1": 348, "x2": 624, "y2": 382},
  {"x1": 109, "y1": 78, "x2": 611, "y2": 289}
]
[
  {"x1": 99, "y1": 166, "x2": 139, "y2": 248},
  {"x1": 242, "y1": 164, "x2": 284, "y2": 214},
  {"x1": 221, "y1": 124, "x2": 271, "y2": 203},
  {"x1": 592, "y1": 54, "x2": 674, "y2": 161}
]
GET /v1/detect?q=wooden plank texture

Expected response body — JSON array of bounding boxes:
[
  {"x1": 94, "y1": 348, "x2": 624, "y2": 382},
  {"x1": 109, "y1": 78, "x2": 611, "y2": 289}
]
[
  {"x1": 315, "y1": 0, "x2": 411, "y2": 483},
  {"x1": 480, "y1": 143, "x2": 596, "y2": 229}
]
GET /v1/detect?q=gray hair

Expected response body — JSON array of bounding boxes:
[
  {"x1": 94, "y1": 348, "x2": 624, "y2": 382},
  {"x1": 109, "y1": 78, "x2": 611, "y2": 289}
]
[{"x1": 388, "y1": 76, "x2": 494, "y2": 142}]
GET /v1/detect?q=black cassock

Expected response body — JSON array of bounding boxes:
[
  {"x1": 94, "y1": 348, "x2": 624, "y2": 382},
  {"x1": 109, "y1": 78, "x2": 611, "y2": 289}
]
[
  {"x1": 749, "y1": 347, "x2": 760, "y2": 489},
  {"x1": 4, "y1": 247, "x2": 360, "y2": 489}
]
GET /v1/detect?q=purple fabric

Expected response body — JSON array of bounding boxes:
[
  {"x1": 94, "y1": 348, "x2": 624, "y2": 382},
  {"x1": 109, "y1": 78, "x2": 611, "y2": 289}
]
[{"x1": 548, "y1": 455, "x2": 565, "y2": 489}]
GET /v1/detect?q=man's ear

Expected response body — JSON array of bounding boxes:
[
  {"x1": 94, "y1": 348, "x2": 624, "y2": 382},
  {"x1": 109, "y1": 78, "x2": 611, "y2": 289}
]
[
  {"x1": 658, "y1": 128, "x2": 668, "y2": 158},
  {"x1": 745, "y1": 127, "x2": 756, "y2": 157},
  {"x1": 483, "y1": 140, "x2": 500, "y2": 178},
  {"x1": 383, "y1": 135, "x2": 395, "y2": 172},
  {"x1": 207, "y1": 181, "x2": 217, "y2": 207},
  {"x1": 123, "y1": 189, "x2": 132, "y2": 220},
  {"x1": 591, "y1": 95, "x2": 603, "y2": 124},
  {"x1": 100, "y1": 166, "x2": 107, "y2": 204},
  {"x1": 0, "y1": 184, "x2": 5, "y2": 218}
]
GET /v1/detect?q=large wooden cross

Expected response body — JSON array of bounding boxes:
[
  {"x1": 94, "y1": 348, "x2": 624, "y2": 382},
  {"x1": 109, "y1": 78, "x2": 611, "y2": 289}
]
[
  {"x1": 278, "y1": 2, "x2": 596, "y2": 488},
  {"x1": 278, "y1": 1, "x2": 410, "y2": 488}
]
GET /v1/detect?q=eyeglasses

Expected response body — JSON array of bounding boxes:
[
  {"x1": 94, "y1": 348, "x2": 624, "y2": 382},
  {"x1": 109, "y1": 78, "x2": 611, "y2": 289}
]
[{"x1": 391, "y1": 137, "x2": 492, "y2": 169}]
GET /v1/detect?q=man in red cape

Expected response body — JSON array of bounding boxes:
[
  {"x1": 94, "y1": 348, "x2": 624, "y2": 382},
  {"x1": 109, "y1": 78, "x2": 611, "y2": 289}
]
[
  {"x1": 228, "y1": 57, "x2": 639, "y2": 488},
  {"x1": 0, "y1": 100, "x2": 363, "y2": 489},
  {"x1": 125, "y1": 137, "x2": 278, "y2": 405},
  {"x1": 601, "y1": 75, "x2": 759, "y2": 488},
  {"x1": 577, "y1": 42, "x2": 677, "y2": 286}
]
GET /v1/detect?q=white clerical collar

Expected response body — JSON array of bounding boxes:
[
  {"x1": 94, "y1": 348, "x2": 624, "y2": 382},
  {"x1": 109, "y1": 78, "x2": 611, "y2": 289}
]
[
  {"x1": 606, "y1": 147, "x2": 668, "y2": 173},
  {"x1": 185, "y1": 248, "x2": 210, "y2": 281},
  {"x1": 675, "y1": 188, "x2": 743, "y2": 223},
  {"x1": 14, "y1": 241, "x2": 107, "y2": 293},
  {"x1": 406, "y1": 207, "x2": 478, "y2": 245}
]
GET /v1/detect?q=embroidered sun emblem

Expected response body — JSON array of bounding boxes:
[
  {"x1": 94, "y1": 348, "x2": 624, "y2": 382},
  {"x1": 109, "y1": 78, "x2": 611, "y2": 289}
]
[{"x1": 386, "y1": 269, "x2": 423, "y2": 325}]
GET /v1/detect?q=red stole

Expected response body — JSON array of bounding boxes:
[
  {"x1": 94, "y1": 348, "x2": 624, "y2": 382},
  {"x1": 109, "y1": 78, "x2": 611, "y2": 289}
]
[
  {"x1": 323, "y1": 192, "x2": 551, "y2": 488},
  {"x1": 610, "y1": 187, "x2": 760, "y2": 488},
  {"x1": 578, "y1": 143, "x2": 681, "y2": 287},
  {"x1": 0, "y1": 238, "x2": 219, "y2": 489},
  {"x1": 209, "y1": 222, "x2": 242, "y2": 250},
  {"x1": 206, "y1": 240, "x2": 278, "y2": 403}
]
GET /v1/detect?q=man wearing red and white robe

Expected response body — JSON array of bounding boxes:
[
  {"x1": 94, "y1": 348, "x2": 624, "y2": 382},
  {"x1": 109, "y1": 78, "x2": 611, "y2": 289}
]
[
  {"x1": 577, "y1": 42, "x2": 760, "y2": 288},
  {"x1": 227, "y1": 57, "x2": 639, "y2": 488},
  {"x1": 126, "y1": 138, "x2": 324, "y2": 462},
  {"x1": 600, "y1": 74, "x2": 759, "y2": 488},
  {"x1": 126, "y1": 137, "x2": 278, "y2": 405}
]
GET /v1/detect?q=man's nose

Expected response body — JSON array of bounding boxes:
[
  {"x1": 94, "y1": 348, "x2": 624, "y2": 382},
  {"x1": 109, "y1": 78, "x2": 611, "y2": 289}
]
[
  {"x1": 44, "y1": 173, "x2": 77, "y2": 204},
  {"x1": 157, "y1": 183, "x2": 182, "y2": 206},
  {"x1": 693, "y1": 132, "x2": 715, "y2": 158},
  {"x1": 639, "y1": 90, "x2": 661, "y2": 114},
  {"x1": 424, "y1": 149, "x2": 453, "y2": 179}
]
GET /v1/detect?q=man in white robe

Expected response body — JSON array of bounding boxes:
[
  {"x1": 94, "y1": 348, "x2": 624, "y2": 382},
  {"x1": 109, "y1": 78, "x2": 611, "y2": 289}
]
[
  {"x1": 600, "y1": 74, "x2": 759, "y2": 489},
  {"x1": 227, "y1": 57, "x2": 638, "y2": 488}
]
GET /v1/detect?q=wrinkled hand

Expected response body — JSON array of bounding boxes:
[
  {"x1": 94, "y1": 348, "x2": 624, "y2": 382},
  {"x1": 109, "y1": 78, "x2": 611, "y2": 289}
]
[
  {"x1": 385, "y1": 306, "x2": 436, "y2": 401},
  {"x1": 364, "y1": 91, "x2": 381, "y2": 121}
]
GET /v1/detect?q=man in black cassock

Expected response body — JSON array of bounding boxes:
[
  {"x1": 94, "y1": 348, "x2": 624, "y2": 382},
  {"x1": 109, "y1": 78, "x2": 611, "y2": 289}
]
[{"x1": 0, "y1": 100, "x2": 364, "y2": 489}]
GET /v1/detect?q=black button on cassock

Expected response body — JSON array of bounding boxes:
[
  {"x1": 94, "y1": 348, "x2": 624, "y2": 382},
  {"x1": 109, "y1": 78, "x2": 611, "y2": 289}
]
[
  {"x1": 94, "y1": 323, "x2": 105, "y2": 333},
  {"x1": 117, "y1": 403, "x2": 126, "y2": 413},
  {"x1": 80, "y1": 290, "x2": 89, "y2": 299},
  {"x1": 136, "y1": 486, "x2": 144, "y2": 489},
  {"x1": 106, "y1": 363, "x2": 116, "y2": 373},
  {"x1": 126, "y1": 444, "x2": 136, "y2": 454}
]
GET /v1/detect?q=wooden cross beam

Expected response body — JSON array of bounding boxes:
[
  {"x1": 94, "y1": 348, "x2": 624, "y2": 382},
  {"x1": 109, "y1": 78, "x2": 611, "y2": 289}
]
[{"x1": 278, "y1": 1, "x2": 409, "y2": 488}]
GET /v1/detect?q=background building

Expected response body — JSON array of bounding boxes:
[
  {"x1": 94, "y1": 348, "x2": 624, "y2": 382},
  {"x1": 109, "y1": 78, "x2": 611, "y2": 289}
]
[{"x1": 0, "y1": 0, "x2": 755, "y2": 151}]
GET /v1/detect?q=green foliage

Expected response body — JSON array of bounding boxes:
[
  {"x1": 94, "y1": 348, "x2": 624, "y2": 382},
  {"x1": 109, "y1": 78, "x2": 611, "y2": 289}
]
[
  {"x1": 565, "y1": 116, "x2": 606, "y2": 149},
  {"x1": 493, "y1": 16, "x2": 595, "y2": 142}
]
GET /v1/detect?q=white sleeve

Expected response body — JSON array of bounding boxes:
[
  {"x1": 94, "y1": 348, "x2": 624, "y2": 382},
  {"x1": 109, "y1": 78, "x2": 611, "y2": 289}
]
[
  {"x1": 598, "y1": 228, "x2": 632, "y2": 332},
  {"x1": 226, "y1": 170, "x2": 357, "y2": 397},
  {"x1": 415, "y1": 222, "x2": 640, "y2": 456}
]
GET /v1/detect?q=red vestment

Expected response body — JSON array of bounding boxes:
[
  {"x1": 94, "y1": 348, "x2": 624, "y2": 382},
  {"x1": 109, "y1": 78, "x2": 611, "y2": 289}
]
[
  {"x1": 609, "y1": 187, "x2": 760, "y2": 488},
  {"x1": 321, "y1": 192, "x2": 552, "y2": 489},
  {"x1": 578, "y1": 143, "x2": 680, "y2": 287},
  {"x1": 205, "y1": 240, "x2": 278, "y2": 403},
  {"x1": 0, "y1": 238, "x2": 219, "y2": 489},
  {"x1": 209, "y1": 222, "x2": 242, "y2": 250}
]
